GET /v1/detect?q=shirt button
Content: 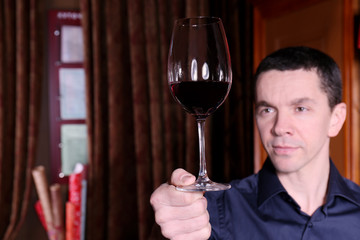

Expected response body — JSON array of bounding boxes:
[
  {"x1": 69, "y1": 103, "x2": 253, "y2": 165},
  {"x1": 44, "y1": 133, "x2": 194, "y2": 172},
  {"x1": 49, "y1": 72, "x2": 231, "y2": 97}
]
[{"x1": 308, "y1": 223, "x2": 313, "y2": 228}]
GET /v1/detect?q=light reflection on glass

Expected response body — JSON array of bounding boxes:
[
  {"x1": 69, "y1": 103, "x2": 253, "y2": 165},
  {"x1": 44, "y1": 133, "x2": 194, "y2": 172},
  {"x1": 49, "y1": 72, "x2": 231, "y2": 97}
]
[
  {"x1": 191, "y1": 58, "x2": 198, "y2": 81},
  {"x1": 219, "y1": 69, "x2": 224, "y2": 81},
  {"x1": 202, "y1": 62, "x2": 209, "y2": 80},
  {"x1": 178, "y1": 63, "x2": 182, "y2": 80},
  {"x1": 174, "y1": 62, "x2": 182, "y2": 82}
]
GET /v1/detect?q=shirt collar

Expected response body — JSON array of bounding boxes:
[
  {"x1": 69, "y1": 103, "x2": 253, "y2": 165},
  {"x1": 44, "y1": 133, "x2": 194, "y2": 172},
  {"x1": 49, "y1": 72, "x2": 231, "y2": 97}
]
[
  {"x1": 257, "y1": 158, "x2": 286, "y2": 208},
  {"x1": 326, "y1": 160, "x2": 360, "y2": 207},
  {"x1": 257, "y1": 157, "x2": 360, "y2": 209}
]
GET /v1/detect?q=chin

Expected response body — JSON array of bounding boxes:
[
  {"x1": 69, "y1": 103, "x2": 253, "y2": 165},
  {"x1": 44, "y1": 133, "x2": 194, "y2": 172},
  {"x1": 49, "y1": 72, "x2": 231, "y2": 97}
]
[{"x1": 269, "y1": 155, "x2": 301, "y2": 174}]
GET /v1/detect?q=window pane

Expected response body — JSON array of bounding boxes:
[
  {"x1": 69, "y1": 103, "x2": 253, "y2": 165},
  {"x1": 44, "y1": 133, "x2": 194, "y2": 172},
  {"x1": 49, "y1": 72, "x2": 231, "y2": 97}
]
[
  {"x1": 61, "y1": 124, "x2": 88, "y2": 176},
  {"x1": 61, "y1": 25, "x2": 84, "y2": 63},
  {"x1": 59, "y1": 68, "x2": 86, "y2": 120}
]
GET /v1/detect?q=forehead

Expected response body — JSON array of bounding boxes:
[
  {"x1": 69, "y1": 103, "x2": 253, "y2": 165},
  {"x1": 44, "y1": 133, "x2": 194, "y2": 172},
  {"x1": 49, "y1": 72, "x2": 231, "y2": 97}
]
[{"x1": 255, "y1": 69, "x2": 324, "y2": 101}]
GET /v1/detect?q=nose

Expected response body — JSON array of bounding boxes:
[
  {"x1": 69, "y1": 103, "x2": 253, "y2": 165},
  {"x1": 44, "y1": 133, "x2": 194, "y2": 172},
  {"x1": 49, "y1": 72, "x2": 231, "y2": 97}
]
[{"x1": 271, "y1": 111, "x2": 293, "y2": 136}]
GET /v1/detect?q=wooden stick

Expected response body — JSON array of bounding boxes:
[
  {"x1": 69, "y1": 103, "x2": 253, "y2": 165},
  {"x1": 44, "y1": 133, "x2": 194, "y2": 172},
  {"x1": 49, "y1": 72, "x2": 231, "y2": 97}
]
[
  {"x1": 51, "y1": 183, "x2": 65, "y2": 240},
  {"x1": 32, "y1": 166, "x2": 56, "y2": 240}
]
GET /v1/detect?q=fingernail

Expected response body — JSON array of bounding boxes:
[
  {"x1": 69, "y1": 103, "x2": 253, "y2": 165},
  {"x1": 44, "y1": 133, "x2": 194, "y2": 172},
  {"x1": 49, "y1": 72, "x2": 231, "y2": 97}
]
[{"x1": 180, "y1": 174, "x2": 194, "y2": 183}]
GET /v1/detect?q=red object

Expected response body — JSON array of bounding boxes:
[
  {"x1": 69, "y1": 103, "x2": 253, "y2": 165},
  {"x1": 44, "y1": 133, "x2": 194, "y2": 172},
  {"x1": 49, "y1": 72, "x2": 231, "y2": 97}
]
[
  {"x1": 34, "y1": 200, "x2": 48, "y2": 231},
  {"x1": 65, "y1": 202, "x2": 75, "y2": 240},
  {"x1": 68, "y1": 164, "x2": 86, "y2": 240}
]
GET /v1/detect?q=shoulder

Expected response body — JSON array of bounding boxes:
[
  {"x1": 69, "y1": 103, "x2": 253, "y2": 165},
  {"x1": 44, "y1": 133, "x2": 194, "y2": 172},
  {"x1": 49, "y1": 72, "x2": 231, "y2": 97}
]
[
  {"x1": 342, "y1": 177, "x2": 360, "y2": 204},
  {"x1": 343, "y1": 177, "x2": 360, "y2": 191}
]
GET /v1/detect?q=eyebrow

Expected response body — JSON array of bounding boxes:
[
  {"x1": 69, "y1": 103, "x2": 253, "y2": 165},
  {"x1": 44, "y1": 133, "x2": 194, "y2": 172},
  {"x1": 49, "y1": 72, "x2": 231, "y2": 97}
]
[
  {"x1": 255, "y1": 100, "x2": 272, "y2": 109},
  {"x1": 255, "y1": 97, "x2": 316, "y2": 110},
  {"x1": 254, "y1": 101, "x2": 274, "y2": 112},
  {"x1": 289, "y1": 97, "x2": 316, "y2": 106}
]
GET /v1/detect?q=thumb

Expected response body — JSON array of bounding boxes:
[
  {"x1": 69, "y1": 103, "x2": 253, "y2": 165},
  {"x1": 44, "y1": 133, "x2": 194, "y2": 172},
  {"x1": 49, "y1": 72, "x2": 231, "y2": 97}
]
[{"x1": 171, "y1": 168, "x2": 196, "y2": 187}]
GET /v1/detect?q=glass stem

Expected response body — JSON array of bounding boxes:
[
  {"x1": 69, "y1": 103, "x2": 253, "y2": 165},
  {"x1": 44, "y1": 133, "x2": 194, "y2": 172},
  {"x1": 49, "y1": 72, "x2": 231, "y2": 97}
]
[{"x1": 197, "y1": 119, "x2": 209, "y2": 182}]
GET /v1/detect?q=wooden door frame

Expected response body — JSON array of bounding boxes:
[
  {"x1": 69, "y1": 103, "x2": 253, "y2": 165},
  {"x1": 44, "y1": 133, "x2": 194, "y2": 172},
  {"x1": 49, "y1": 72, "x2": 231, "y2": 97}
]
[{"x1": 251, "y1": 0, "x2": 359, "y2": 183}]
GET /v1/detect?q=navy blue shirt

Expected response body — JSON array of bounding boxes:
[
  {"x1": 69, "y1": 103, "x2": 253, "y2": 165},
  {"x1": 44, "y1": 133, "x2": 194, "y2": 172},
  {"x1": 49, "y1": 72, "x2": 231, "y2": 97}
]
[{"x1": 205, "y1": 159, "x2": 360, "y2": 239}]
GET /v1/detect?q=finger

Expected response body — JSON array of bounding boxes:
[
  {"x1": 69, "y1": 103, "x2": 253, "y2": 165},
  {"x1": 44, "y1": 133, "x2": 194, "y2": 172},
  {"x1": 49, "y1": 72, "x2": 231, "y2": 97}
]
[
  {"x1": 155, "y1": 197, "x2": 207, "y2": 224},
  {"x1": 170, "y1": 168, "x2": 196, "y2": 186},
  {"x1": 150, "y1": 183, "x2": 203, "y2": 209},
  {"x1": 160, "y1": 211, "x2": 210, "y2": 239},
  {"x1": 171, "y1": 223, "x2": 212, "y2": 240}
]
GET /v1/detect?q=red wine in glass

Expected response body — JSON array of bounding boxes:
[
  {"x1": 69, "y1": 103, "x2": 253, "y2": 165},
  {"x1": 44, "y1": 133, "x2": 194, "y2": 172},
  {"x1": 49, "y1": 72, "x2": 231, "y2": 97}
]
[
  {"x1": 168, "y1": 16, "x2": 232, "y2": 191},
  {"x1": 170, "y1": 81, "x2": 231, "y2": 119}
]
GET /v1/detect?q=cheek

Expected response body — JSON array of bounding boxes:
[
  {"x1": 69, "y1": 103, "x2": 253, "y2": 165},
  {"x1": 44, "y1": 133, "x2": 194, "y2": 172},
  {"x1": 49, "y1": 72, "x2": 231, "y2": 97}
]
[
  {"x1": 298, "y1": 119, "x2": 329, "y2": 144},
  {"x1": 255, "y1": 119, "x2": 272, "y2": 141}
]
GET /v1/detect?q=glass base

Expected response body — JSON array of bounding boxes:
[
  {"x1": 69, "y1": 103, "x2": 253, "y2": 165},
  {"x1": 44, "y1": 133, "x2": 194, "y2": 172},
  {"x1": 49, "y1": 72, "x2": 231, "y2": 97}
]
[{"x1": 176, "y1": 179, "x2": 231, "y2": 192}]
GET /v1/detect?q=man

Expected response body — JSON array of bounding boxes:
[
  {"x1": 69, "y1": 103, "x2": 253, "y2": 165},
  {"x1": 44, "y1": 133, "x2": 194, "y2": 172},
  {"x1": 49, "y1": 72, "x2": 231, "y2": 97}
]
[{"x1": 150, "y1": 46, "x2": 360, "y2": 239}]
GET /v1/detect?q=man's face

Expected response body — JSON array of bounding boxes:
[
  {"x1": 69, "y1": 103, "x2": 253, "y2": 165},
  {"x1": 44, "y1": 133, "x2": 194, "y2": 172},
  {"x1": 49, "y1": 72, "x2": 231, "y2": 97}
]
[{"x1": 255, "y1": 69, "x2": 343, "y2": 175}]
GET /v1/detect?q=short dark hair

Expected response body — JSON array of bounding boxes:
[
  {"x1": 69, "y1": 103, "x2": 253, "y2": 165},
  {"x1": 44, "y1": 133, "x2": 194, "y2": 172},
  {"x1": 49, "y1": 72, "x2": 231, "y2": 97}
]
[{"x1": 254, "y1": 46, "x2": 342, "y2": 110}]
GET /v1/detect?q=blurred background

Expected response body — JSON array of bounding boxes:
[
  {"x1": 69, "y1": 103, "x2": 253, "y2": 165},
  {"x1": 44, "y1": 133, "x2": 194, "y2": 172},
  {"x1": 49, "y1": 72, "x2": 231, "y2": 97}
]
[{"x1": 0, "y1": 0, "x2": 359, "y2": 239}]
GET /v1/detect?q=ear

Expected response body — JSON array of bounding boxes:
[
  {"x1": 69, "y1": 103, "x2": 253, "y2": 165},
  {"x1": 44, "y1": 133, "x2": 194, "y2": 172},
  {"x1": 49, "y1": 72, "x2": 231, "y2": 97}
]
[{"x1": 328, "y1": 102, "x2": 347, "y2": 137}]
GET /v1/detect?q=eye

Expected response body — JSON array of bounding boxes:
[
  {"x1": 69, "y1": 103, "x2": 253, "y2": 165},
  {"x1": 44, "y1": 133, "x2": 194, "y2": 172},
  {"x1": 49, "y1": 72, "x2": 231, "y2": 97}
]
[
  {"x1": 259, "y1": 107, "x2": 274, "y2": 115},
  {"x1": 296, "y1": 106, "x2": 308, "y2": 112}
]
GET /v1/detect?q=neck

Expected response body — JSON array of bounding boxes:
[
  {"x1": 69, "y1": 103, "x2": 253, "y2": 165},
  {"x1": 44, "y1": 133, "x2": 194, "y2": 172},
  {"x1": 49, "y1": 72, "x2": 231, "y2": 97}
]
[{"x1": 277, "y1": 158, "x2": 330, "y2": 216}]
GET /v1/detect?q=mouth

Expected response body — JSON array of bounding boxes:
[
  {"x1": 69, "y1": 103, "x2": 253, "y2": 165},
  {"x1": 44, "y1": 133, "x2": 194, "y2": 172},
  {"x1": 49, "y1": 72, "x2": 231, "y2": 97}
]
[{"x1": 272, "y1": 145, "x2": 298, "y2": 155}]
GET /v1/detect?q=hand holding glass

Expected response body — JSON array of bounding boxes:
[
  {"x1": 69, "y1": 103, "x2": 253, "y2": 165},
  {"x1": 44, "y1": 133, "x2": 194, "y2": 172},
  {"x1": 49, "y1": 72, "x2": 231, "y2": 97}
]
[{"x1": 168, "y1": 17, "x2": 232, "y2": 191}]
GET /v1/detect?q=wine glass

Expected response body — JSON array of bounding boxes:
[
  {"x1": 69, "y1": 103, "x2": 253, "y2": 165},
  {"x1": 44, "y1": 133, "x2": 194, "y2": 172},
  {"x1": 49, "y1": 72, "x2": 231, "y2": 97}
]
[{"x1": 168, "y1": 16, "x2": 232, "y2": 191}]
